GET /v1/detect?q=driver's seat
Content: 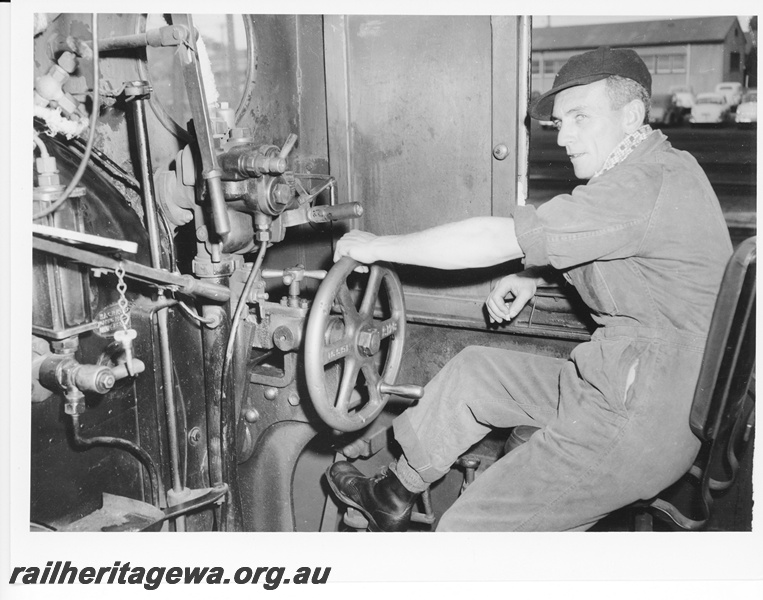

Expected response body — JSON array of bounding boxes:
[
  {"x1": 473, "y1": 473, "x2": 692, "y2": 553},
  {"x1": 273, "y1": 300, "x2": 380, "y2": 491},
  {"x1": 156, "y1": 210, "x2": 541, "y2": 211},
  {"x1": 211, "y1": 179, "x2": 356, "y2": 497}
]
[{"x1": 630, "y1": 236, "x2": 756, "y2": 530}]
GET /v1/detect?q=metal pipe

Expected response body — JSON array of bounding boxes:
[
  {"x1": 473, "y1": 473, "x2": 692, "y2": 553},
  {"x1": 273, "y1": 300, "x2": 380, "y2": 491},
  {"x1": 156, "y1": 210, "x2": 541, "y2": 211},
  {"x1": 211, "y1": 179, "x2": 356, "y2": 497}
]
[
  {"x1": 70, "y1": 413, "x2": 161, "y2": 508},
  {"x1": 127, "y1": 81, "x2": 185, "y2": 528},
  {"x1": 235, "y1": 17, "x2": 257, "y2": 125},
  {"x1": 201, "y1": 303, "x2": 242, "y2": 531},
  {"x1": 222, "y1": 243, "x2": 267, "y2": 402},
  {"x1": 155, "y1": 310, "x2": 182, "y2": 492},
  {"x1": 125, "y1": 81, "x2": 163, "y2": 268},
  {"x1": 135, "y1": 15, "x2": 192, "y2": 143},
  {"x1": 204, "y1": 242, "x2": 267, "y2": 531}
]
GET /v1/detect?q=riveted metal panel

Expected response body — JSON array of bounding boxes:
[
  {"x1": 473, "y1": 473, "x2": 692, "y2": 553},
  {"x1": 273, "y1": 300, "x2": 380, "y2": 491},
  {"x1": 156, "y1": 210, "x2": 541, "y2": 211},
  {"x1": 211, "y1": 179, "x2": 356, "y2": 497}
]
[{"x1": 324, "y1": 15, "x2": 529, "y2": 325}]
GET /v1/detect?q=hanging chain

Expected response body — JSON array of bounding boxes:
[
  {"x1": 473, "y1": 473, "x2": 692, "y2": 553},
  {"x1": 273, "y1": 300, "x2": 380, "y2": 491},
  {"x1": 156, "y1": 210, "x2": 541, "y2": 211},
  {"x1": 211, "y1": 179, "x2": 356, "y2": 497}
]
[
  {"x1": 114, "y1": 261, "x2": 137, "y2": 376},
  {"x1": 115, "y1": 261, "x2": 130, "y2": 330}
]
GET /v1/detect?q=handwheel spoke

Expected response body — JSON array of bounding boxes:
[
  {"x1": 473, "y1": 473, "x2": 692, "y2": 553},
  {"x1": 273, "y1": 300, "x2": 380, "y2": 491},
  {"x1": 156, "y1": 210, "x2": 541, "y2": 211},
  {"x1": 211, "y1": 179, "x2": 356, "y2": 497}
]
[
  {"x1": 375, "y1": 316, "x2": 402, "y2": 340},
  {"x1": 359, "y1": 267, "x2": 383, "y2": 316},
  {"x1": 336, "y1": 283, "x2": 361, "y2": 326},
  {"x1": 322, "y1": 335, "x2": 355, "y2": 366},
  {"x1": 335, "y1": 358, "x2": 361, "y2": 412},
  {"x1": 361, "y1": 362, "x2": 383, "y2": 407}
]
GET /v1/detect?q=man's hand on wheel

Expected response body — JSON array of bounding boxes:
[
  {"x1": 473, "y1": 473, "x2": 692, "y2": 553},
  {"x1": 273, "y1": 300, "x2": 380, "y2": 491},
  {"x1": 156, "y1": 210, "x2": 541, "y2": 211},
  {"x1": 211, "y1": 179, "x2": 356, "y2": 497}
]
[{"x1": 333, "y1": 230, "x2": 379, "y2": 266}]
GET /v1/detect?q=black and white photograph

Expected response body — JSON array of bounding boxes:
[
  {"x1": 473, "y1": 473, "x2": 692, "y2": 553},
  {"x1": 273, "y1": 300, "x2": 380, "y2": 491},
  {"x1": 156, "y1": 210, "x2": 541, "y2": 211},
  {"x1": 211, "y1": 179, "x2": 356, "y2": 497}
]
[{"x1": 1, "y1": 4, "x2": 761, "y2": 599}]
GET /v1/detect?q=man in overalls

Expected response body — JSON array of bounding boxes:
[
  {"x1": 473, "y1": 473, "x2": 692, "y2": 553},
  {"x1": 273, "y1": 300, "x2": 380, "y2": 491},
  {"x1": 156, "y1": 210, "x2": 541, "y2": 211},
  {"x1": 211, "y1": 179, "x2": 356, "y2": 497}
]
[{"x1": 326, "y1": 46, "x2": 732, "y2": 531}]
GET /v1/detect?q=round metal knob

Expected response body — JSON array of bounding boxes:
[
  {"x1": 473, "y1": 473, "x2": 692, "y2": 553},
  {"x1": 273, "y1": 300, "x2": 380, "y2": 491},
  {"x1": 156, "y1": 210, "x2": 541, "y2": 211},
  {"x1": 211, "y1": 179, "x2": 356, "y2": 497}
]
[{"x1": 492, "y1": 144, "x2": 509, "y2": 160}]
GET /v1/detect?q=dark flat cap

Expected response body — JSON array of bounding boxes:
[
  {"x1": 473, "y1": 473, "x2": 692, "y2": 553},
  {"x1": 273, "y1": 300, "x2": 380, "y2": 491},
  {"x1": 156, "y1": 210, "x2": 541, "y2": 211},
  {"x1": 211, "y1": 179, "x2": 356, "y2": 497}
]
[{"x1": 529, "y1": 46, "x2": 652, "y2": 121}]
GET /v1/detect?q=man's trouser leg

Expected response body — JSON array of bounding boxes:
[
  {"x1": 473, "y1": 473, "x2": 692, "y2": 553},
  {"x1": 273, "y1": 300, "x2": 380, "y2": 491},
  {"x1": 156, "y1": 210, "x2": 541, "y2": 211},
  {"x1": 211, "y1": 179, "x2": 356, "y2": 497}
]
[
  {"x1": 413, "y1": 334, "x2": 702, "y2": 531},
  {"x1": 392, "y1": 345, "x2": 564, "y2": 490}
]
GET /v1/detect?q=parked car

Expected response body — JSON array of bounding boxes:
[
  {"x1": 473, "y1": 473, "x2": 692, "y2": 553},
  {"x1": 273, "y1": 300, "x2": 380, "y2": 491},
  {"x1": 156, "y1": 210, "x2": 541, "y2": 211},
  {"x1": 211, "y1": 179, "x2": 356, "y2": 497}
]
[
  {"x1": 649, "y1": 93, "x2": 683, "y2": 126},
  {"x1": 714, "y1": 81, "x2": 745, "y2": 107},
  {"x1": 735, "y1": 90, "x2": 757, "y2": 127},
  {"x1": 669, "y1": 85, "x2": 695, "y2": 115},
  {"x1": 690, "y1": 92, "x2": 731, "y2": 126}
]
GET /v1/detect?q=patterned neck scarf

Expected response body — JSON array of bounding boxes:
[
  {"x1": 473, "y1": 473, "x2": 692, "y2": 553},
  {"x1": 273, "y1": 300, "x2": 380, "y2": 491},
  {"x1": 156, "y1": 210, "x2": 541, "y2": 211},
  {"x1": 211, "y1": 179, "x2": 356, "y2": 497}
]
[{"x1": 592, "y1": 124, "x2": 654, "y2": 178}]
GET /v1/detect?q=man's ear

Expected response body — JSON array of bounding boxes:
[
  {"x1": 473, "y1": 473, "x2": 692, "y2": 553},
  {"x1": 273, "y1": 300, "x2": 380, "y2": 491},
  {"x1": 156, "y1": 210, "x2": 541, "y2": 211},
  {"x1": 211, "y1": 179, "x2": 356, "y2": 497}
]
[{"x1": 622, "y1": 98, "x2": 646, "y2": 133}]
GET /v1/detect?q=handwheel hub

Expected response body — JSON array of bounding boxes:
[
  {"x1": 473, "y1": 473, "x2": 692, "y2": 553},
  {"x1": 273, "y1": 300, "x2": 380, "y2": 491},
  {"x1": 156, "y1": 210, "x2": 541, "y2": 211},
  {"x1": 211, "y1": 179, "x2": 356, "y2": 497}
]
[{"x1": 357, "y1": 326, "x2": 381, "y2": 357}]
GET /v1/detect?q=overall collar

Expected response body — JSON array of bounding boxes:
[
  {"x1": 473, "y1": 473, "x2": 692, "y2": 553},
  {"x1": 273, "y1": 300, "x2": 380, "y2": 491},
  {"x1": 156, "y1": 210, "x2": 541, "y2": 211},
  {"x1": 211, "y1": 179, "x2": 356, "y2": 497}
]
[{"x1": 592, "y1": 124, "x2": 654, "y2": 178}]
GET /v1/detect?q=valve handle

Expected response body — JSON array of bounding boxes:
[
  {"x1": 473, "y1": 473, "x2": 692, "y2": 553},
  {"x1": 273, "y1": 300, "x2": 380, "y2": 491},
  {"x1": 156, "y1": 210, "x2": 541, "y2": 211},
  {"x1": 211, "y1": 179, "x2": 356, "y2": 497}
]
[
  {"x1": 279, "y1": 133, "x2": 298, "y2": 159},
  {"x1": 114, "y1": 328, "x2": 138, "y2": 377},
  {"x1": 261, "y1": 267, "x2": 328, "y2": 282}
]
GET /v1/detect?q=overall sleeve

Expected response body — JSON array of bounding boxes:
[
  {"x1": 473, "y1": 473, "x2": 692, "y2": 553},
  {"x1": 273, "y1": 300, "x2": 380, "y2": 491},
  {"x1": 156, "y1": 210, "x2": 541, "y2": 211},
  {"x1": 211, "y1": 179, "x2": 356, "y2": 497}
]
[{"x1": 514, "y1": 165, "x2": 660, "y2": 270}]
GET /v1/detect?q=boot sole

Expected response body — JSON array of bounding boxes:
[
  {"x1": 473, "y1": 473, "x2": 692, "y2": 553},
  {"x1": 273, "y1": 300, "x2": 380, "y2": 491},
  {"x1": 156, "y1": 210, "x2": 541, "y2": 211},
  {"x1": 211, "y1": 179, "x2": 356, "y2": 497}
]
[{"x1": 324, "y1": 467, "x2": 383, "y2": 532}]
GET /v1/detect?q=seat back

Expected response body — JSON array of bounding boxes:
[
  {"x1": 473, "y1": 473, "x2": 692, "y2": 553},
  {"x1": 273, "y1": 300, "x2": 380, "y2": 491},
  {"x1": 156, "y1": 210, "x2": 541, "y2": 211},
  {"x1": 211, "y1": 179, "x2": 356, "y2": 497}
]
[
  {"x1": 640, "y1": 237, "x2": 757, "y2": 530},
  {"x1": 690, "y1": 236, "x2": 756, "y2": 444}
]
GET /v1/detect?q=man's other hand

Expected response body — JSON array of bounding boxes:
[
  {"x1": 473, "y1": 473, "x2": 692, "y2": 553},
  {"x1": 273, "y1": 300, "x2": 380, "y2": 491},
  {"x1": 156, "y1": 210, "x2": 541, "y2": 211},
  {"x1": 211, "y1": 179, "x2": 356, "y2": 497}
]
[{"x1": 486, "y1": 273, "x2": 539, "y2": 323}]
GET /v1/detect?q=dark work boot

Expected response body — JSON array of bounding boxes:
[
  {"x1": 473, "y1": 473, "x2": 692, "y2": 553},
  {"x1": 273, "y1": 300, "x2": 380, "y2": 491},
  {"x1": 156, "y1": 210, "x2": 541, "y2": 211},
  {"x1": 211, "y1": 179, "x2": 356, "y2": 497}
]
[{"x1": 326, "y1": 461, "x2": 422, "y2": 532}]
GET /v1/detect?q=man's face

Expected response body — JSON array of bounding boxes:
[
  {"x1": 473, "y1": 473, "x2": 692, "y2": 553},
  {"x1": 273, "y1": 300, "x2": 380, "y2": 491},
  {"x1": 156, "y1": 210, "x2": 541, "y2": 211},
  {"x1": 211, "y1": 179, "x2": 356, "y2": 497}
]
[{"x1": 551, "y1": 80, "x2": 629, "y2": 179}]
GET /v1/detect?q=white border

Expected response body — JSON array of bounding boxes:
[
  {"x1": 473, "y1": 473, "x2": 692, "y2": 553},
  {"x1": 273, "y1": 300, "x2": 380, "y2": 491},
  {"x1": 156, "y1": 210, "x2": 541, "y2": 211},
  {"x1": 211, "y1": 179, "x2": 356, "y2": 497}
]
[{"x1": 3, "y1": 2, "x2": 761, "y2": 598}]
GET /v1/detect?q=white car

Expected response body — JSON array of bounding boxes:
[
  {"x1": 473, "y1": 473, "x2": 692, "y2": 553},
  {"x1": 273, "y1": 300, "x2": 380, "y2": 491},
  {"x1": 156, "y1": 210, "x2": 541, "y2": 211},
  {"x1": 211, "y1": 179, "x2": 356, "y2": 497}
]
[
  {"x1": 690, "y1": 93, "x2": 731, "y2": 126},
  {"x1": 669, "y1": 85, "x2": 695, "y2": 113},
  {"x1": 735, "y1": 90, "x2": 757, "y2": 127},
  {"x1": 715, "y1": 82, "x2": 745, "y2": 107}
]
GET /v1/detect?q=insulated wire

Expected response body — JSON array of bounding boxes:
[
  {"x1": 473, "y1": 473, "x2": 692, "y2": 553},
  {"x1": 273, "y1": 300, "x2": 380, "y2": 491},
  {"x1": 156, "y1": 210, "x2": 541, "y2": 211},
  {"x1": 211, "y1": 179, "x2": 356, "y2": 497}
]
[
  {"x1": 33, "y1": 13, "x2": 100, "y2": 221},
  {"x1": 33, "y1": 132, "x2": 50, "y2": 158},
  {"x1": 177, "y1": 300, "x2": 218, "y2": 326},
  {"x1": 69, "y1": 134, "x2": 141, "y2": 191}
]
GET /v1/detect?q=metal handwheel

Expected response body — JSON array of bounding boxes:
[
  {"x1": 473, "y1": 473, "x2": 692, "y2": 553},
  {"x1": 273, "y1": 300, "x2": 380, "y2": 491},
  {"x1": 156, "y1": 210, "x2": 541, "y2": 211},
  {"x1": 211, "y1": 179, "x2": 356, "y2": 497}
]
[{"x1": 305, "y1": 257, "x2": 422, "y2": 432}]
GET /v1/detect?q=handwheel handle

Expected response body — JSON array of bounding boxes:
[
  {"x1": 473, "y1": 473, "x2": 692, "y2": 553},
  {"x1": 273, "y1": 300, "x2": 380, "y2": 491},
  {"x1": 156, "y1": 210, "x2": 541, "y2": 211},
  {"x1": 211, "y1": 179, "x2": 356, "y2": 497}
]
[{"x1": 378, "y1": 382, "x2": 424, "y2": 400}]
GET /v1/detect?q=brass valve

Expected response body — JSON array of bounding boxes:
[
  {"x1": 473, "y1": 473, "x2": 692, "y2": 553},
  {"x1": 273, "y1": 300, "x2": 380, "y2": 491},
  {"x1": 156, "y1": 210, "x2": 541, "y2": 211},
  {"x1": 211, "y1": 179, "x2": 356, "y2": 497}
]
[
  {"x1": 39, "y1": 353, "x2": 115, "y2": 415},
  {"x1": 36, "y1": 336, "x2": 145, "y2": 414},
  {"x1": 261, "y1": 266, "x2": 327, "y2": 307}
]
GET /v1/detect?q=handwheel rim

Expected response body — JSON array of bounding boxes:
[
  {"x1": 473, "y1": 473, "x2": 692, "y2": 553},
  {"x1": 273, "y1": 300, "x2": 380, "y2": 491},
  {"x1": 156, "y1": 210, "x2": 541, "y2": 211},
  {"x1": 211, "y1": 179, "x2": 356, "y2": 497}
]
[{"x1": 305, "y1": 257, "x2": 406, "y2": 432}]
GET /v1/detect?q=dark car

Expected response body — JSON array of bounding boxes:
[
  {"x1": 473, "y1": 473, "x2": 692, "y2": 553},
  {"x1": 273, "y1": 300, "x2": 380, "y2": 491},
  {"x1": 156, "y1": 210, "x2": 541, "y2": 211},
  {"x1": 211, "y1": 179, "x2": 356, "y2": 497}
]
[{"x1": 649, "y1": 93, "x2": 683, "y2": 127}]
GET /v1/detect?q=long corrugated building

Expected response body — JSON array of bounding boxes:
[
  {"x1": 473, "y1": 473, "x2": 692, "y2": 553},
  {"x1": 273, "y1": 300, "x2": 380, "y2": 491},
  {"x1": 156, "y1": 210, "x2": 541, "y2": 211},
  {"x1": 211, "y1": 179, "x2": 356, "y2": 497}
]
[{"x1": 532, "y1": 16, "x2": 750, "y2": 96}]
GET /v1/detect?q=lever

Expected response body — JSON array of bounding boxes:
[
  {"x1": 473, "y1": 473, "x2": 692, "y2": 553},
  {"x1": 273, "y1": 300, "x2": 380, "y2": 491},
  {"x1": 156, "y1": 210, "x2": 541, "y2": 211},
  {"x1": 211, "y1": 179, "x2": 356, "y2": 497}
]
[
  {"x1": 97, "y1": 25, "x2": 191, "y2": 52},
  {"x1": 279, "y1": 133, "x2": 298, "y2": 159},
  {"x1": 33, "y1": 237, "x2": 231, "y2": 302},
  {"x1": 307, "y1": 202, "x2": 363, "y2": 223},
  {"x1": 114, "y1": 329, "x2": 138, "y2": 377},
  {"x1": 170, "y1": 14, "x2": 230, "y2": 239}
]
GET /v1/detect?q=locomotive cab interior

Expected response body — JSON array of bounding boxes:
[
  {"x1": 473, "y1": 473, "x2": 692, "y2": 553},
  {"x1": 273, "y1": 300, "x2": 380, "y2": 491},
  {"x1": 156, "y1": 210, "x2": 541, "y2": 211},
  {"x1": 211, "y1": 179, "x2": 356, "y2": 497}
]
[{"x1": 20, "y1": 12, "x2": 755, "y2": 537}]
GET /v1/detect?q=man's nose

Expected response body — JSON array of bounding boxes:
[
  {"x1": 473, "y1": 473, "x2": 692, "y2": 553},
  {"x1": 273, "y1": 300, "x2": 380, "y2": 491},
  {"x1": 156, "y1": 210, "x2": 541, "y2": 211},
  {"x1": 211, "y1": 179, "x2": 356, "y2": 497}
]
[{"x1": 556, "y1": 122, "x2": 572, "y2": 147}]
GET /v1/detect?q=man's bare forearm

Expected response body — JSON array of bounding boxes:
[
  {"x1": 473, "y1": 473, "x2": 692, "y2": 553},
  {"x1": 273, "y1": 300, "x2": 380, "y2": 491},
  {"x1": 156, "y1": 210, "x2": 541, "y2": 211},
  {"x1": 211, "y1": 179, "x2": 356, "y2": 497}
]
[{"x1": 346, "y1": 217, "x2": 524, "y2": 269}]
